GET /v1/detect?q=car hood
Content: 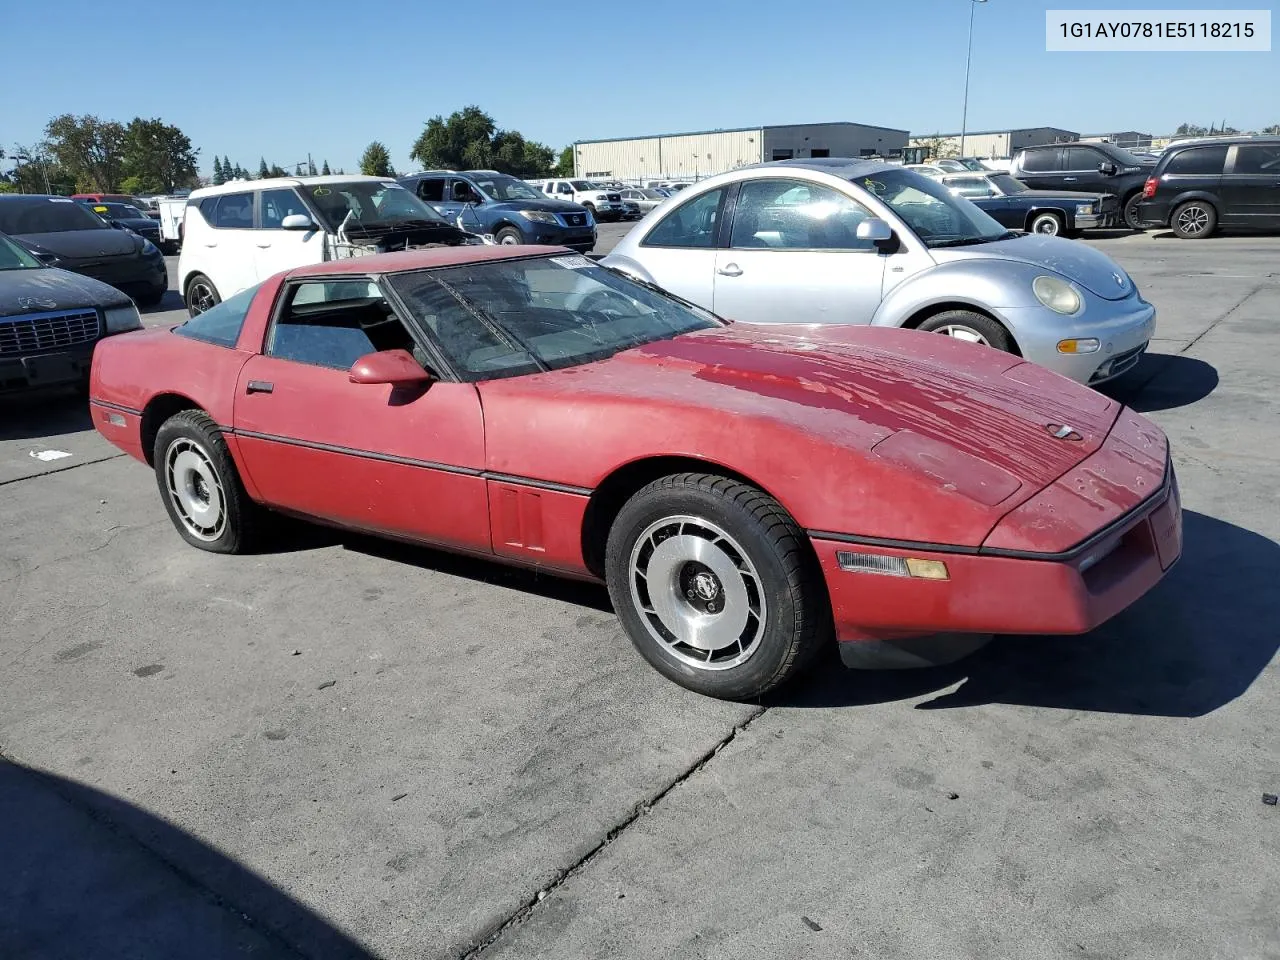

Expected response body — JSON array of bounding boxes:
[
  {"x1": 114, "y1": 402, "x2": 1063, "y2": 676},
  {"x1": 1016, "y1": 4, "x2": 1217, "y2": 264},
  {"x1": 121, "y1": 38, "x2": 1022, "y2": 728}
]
[
  {"x1": 0, "y1": 266, "x2": 132, "y2": 316},
  {"x1": 490, "y1": 198, "x2": 588, "y2": 214},
  {"x1": 929, "y1": 233, "x2": 1134, "y2": 300},
  {"x1": 116, "y1": 217, "x2": 159, "y2": 231},
  {"x1": 13, "y1": 229, "x2": 142, "y2": 261}
]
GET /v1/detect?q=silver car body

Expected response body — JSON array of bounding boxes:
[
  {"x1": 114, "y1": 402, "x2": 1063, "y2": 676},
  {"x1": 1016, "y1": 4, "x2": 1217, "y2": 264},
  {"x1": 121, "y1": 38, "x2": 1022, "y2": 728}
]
[{"x1": 601, "y1": 159, "x2": 1155, "y2": 385}]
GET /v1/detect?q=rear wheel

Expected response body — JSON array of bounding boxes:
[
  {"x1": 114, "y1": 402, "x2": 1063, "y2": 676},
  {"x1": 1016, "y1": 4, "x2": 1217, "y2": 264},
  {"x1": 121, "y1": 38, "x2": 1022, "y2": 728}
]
[
  {"x1": 153, "y1": 409, "x2": 262, "y2": 554},
  {"x1": 1123, "y1": 193, "x2": 1145, "y2": 231},
  {"x1": 605, "y1": 473, "x2": 828, "y2": 700},
  {"x1": 184, "y1": 273, "x2": 220, "y2": 316},
  {"x1": 1171, "y1": 200, "x2": 1217, "y2": 239},
  {"x1": 1029, "y1": 212, "x2": 1063, "y2": 236},
  {"x1": 494, "y1": 226, "x2": 524, "y2": 245},
  {"x1": 916, "y1": 309, "x2": 1013, "y2": 353}
]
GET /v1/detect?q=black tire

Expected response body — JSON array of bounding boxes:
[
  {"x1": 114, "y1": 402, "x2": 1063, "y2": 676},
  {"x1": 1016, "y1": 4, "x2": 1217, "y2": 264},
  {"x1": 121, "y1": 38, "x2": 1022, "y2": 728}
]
[
  {"x1": 494, "y1": 225, "x2": 524, "y2": 246},
  {"x1": 153, "y1": 409, "x2": 262, "y2": 554},
  {"x1": 135, "y1": 283, "x2": 166, "y2": 307},
  {"x1": 1171, "y1": 200, "x2": 1217, "y2": 240},
  {"x1": 1029, "y1": 211, "x2": 1064, "y2": 236},
  {"x1": 915, "y1": 309, "x2": 1013, "y2": 353},
  {"x1": 1123, "y1": 193, "x2": 1145, "y2": 231},
  {"x1": 605, "y1": 473, "x2": 829, "y2": 700},
  {"x1": 583, "y1": 202, "x2": 596, "y2": 219},
  {"x1": 184, "y1": 273, "x2": 220, "y2": 317}
]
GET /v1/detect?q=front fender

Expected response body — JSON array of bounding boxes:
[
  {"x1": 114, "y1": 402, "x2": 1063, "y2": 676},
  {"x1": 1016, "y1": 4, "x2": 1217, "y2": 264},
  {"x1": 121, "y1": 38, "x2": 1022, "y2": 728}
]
[
  {"x1": 872, "y1": 259, "x2": 1044, "y2": 331},
  {"x1": 597, "y1": 254, "x2": 657, "y2": 285}
]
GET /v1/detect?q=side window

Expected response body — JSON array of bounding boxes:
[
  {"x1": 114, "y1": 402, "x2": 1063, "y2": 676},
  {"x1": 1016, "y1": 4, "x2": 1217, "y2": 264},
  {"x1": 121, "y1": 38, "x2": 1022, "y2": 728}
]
[
  {"x1": 266, "y1": 279, "x2": 417, "y2": 371},
  {"x1": 557, "y1": 183, "x2": 573, "y2": 195},
  {"x1": 1065, "y1": 147, "x2": 1103, "y2": 171},
  {"x1": 1019, "y1": 149, "x2": 1058, "y2": 172},
  {"x1": 947, "y1": 177, "x2": 995, "y2": 198},
  {"x1": 416, "y1": 178, "x2": 445, "y2": 202},
  {"x1": 1165, "y1": 145, "x2": 1229, "y2": 175},
  {"x1": 213, "y1": 193, "x2": 254, "y2": 229},
  {"x1": 259, "y1": 188, "x2": 307, "y2": 229},
  {"x1": 643, "y1": 187, "x2": 727, "y2": 248},
  {"x1": 729, "y1": 180, "x2": 874, "y2": 251},
  {"x1": 1232, "y1": 144, "x2": 1280, "y2": 175},
  {"x1": 196, "y1": 196, "x2": 218, "y2": 223},
  {"x1": 175, "y1": 284, "x2": 260, "y2": 348}
]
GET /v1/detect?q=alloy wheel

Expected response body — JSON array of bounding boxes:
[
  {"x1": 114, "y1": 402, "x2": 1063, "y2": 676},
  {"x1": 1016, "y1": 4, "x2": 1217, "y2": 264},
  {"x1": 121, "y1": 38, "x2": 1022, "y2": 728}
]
[{"x1": 164, "y1": 438, "x2": 226, "y2": 542}]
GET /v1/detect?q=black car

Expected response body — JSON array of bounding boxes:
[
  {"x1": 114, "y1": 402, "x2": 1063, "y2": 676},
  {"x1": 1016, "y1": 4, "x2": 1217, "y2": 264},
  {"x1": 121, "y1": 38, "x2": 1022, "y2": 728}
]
[
  {"x1": 0, "y1": 196, "x2": 168, "y2": 306},
  {"x1": 399, "y1": 171, "x2": 597, "y2": 251},
  {"x1": 0, "y1": 231, "x2": 142, "y2": 394},
  {"x1": 938, "y1": 172, "x2": 1120, "y2": 236},
  {"x1": 81, "y1": 200, "x2": 163, "y2": 245},
  {"x1": 1136, "y1": 137, "x2": 1280, "y2": 239},
  {"x1": 1009, "y1": 142, "x2": 1156, "y2": 230}
]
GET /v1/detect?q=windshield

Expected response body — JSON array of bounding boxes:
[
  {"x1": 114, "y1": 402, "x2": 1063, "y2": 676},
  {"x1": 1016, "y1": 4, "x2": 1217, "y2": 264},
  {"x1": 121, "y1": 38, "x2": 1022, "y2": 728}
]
[
  {"x1": 853, "y1": 169, "x2": 1010, "y2": 248},
  {"x1": 570, "y1": 180, "x2": 596, "y2": 191},
  {"x1": 1102, "y1": 144, "x2": 1150, "y2": 166},
  {"x1": 958, "y1": 159, "x2": 987, "y2": 171},
  {"x1": 388, "y1": 254, "x2": 719, "y2": 381},
  {"x1": 97, "y1": 202, "x2": 146, "y2": 218},
  {"x1": 0, "y1": 234, "x2": 42, "y2": 270},
  {"x1": 639, "y1": 189, "x2": 665, "y2": 199},
  {"x1": 303, "y1": 180, "x2": 450, "y2": 234},
  {"x1": 0, "y1": 199, "x2": 110, "y2": 235},
  {"x1": 466, "y1": 174, "x2": 545, "y2": 202},
  {"x1": 989, "y1": 174, "x2": 1028, "y2": 194}
]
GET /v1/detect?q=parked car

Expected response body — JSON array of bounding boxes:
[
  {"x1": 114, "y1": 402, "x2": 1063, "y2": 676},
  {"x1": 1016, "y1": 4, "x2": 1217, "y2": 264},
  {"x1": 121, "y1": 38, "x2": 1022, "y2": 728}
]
[
  {"x1": 177, "y1": 175, "x2": 485, "y2": 316},
  {"x1": 89, "y1": 244, "x2": 1180, "y2": 699},
  {"x1": 1009, "y1": 142, "x2": 1156, "y2": 229},
  {"x1": 602, "y1": 159, "x2": 1155, "y2": 386},
  {"x1": 905, "y1": 163, "x2": 948, "y2": 179},
  {"x1": 401, "y1": 170, "x2": 596, "y2": 250},
  {"x1": 938, "y1": 172, "x2": 1120, "y2": 235},
  {"x1": 0, "y1": 231, "x2": 142, "y2": 393},
  {"x1": 1135, "y1": 136, "x2": 1280, "y2": 239},
  {"x1": 72, "y1": 192, "x2": 147, "y2": 209},
  {"x1": 619, "y1": 188, "x2": 669, "y2": 214},
  {"x1": 81, "y1": 201, "x2": 163, "y2": 245},
  {"x1": 530, "y1": 179, "x2": 627, "y2": 221},
  {"x1": 932, "y1": 159, "x2": 970, "y2": 173},
  {"x1": 0, "y1": 195, "x2": 168, "y2": 306}
]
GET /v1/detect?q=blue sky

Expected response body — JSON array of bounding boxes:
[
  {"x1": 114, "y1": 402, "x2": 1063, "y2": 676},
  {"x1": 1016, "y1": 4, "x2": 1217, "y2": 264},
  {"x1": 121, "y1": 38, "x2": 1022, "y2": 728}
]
[{"x1": 5, "y1": 0, "x2": 1276, "y2": 177}]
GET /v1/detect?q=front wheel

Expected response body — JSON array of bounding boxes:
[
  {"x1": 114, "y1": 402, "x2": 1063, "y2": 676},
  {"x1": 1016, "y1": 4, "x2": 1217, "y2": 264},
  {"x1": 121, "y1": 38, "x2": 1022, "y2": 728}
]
[
  {"x1": 1029, "y1": 212, "x2": 1063, "y2": 236},
  {"x1": 154, "y1": 409, "x2": 262, "y2": 554},
  {"x1": 184, "y1": 273, "x2": 220, "y2": 317},
  {"x1": 1123, "y1": 193, "x2": 1145, "y2": 231},
  {"x1": 1171, "y1": 200, "x2": 1217, "y2": 239},
  {"x1": 605, "y1": 473, "x2": 829, "y2": 700},
  {"x1": 916, "y1": 309, "x2": 1013, "y2": 353},
  {"x1": 494, "y1": 226, "x2": 524, "y2": 245}
]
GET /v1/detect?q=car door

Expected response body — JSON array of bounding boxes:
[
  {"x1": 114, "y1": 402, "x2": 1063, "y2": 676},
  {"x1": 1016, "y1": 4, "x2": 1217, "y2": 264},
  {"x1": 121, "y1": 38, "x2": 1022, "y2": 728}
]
[
  {"x1": 1061, "y1": 146, "x2": 1109, "y2": 193},
  {"x1": 629, "y1": 185, "x2": 729, "y2": 309},
  {"x1": 252, "y1": 187, "x2": 325, "y2": 282},
  {"x1": 1222, "y1": 143, "x2": 1280, "y2": 225},
  {"x1": 711, "y1": 179, "x2": 888, "y2": 326},
  {"x1": 412, "y1": 176, "x2": 448, "y2": 216},
  {"x1": 202, "y1": 192, "x2": 259, "y2": 298},
  {"x1": 1015, "y1": 147, "x2": 1065, "y2": 191},
  {"x1": 232, "y1": 276, "x2": 490, "y2": 552}
]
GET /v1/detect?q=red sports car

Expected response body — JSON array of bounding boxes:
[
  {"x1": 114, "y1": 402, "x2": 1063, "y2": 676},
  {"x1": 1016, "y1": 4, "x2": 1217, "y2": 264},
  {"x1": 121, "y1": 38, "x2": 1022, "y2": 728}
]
[{"x1": 89, "y1": 246, "x2": 1182, "y2": 700}]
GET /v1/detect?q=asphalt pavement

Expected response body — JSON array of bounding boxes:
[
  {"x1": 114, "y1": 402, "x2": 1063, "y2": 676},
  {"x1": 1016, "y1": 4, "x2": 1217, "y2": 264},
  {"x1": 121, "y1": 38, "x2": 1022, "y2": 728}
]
[{"x1": 1, "y1": 224, "x2": 1277, "y2": 960}]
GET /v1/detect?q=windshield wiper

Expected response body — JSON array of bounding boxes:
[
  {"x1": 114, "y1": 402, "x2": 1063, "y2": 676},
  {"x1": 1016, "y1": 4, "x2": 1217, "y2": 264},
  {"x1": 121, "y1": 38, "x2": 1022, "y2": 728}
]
[{"x1": 927, "y1": 232, "x2": 1015, "y2": 248}]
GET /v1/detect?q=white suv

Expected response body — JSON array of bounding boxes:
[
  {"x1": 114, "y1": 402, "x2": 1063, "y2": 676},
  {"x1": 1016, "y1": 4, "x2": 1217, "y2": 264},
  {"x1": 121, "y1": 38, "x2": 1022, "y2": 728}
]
[
  {"x1": 177, "y1": 175, "x2": 483, "y2": 315},
  {"x1": 529, "y1": 179, "x2": 627, "y2": 221}
]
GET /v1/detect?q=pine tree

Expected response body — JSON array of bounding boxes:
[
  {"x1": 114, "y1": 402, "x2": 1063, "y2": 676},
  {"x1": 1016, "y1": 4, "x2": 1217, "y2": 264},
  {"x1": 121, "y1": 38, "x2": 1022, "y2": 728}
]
[
  {"x1": 307, "y1": 158, "x2": 318, "y2": 176},
  {"x1": 295, "y1": 163, "x2": 305, "y2": 176},
  {"x1": 211, "y1": 156, "x2": 225, "y2": 185},
  {"x1": 258, "y1": 157, "x2": 269, "y2": 179},
  {"x1": 321, "y1": 159, "x2": 331, "y2": 175},
  {"x1": 222, "y1": 155, "x2": 233, "y2": 181}
]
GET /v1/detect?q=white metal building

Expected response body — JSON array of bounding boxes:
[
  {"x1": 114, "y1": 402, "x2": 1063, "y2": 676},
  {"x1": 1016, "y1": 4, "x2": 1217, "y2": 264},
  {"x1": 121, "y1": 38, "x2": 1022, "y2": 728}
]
[
  {"x1": 573, "y1": 122, "x2": 910, "y2": 182},
  {"x1": 908, "y1": 127, "x2": 1080, "y2": 160}
]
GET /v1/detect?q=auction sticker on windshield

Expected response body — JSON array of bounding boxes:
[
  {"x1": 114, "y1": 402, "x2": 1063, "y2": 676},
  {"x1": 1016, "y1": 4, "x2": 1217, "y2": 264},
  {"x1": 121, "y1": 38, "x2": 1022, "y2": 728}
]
[{"x1": 550, "y1": 255, "x2": 593, "y2": 269}]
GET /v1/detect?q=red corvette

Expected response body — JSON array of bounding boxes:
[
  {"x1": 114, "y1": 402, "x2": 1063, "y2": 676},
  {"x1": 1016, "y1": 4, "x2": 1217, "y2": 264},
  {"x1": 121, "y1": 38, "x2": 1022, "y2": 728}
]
[{"x1": 89, "y1": 246, "x2": 1181, "y2": 699}]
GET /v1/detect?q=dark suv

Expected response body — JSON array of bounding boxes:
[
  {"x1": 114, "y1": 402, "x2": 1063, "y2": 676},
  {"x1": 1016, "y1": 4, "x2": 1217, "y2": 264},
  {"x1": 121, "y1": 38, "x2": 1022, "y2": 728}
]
[
  {"x1": 1009, "y1": 142, "x2": 1157, "y2": 230},
  {"x1": 399, "y1": 170, "x2": 596, "y2": 251},
  {"x1": 1136, "y1": 137, "x2": 1280, "y2": 239}
]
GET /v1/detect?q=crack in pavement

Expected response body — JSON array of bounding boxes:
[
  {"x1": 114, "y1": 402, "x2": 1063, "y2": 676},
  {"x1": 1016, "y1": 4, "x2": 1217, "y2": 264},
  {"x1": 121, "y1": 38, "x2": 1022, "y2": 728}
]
[
  {"x1": 455, "y1": 705, "x2": 769, "y2": 960},
  {"x1": 0, "y1": 451, "x2": 127, "y2": 487}
]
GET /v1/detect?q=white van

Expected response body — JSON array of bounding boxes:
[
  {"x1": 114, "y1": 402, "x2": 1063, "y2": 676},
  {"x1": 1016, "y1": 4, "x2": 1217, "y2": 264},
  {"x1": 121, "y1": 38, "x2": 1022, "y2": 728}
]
[
  {"x1": 528, "y1": 179, "x2": 627, "y2": 221},
  {"x1": 177, "y1": 176, "x2": 486, "y2": 316}
]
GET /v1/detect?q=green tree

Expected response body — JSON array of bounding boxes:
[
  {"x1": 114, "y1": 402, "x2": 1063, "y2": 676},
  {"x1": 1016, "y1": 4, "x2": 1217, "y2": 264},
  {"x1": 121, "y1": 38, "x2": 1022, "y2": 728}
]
[
  {"x1": 552, "y1": 145, "x2": 574, "y2": 176},
  {"x1": 121, "y1": 117, "x2": 199, "y2": 193},
  {"x1": 409, "y1": 106, "x2": 555, "y2": 178},
  {"x1": 43, "y1": 114, "x2": 128, "y2": 191},
  {"x1": 3, "y1": 144, "x2": 75, "y2": 194},
  {"x1": 321, "y1": 159, "x2": 331, "y2": 175},
  {"x1": 307, "y1": 158, "x2": 318, "y2": 176},
  {"x1": 359, "y1": 140, "x2": 394, "y2": 177},
  {"x1": 211, "y1": 156, "x2": 225, "y2": 185},
  {"x1": 268, "y1": 163, "x2": 288, "y2": 178},
  {"x1": 1264, "y1": 124, "x2": 1280, "y2": 135},
  {"x1": 258, "y1": 157, "x2": 269, "y2": 178}
]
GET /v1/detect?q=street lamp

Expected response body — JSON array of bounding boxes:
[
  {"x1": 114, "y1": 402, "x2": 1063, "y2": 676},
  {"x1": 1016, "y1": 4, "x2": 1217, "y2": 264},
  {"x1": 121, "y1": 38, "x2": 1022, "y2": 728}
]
[{"x1": 959, "y1": 0, "x2": 988, "y2": 158}]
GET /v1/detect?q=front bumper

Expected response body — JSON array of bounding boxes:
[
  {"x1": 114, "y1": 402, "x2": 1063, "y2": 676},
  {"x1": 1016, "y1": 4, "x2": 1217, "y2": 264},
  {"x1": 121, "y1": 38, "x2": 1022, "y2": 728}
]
[
  {"x1": 0, "y1": 339, "x2": 96, "y2": 393},
  {"x1": 1000, "y1": 294, "x2": 1156, "y2": 385},
  {"x1": 815, "y1": 460, "x2": 1181, "y2": 650},
  {"x1": 1074, "y1": 210, "x2": 1119, "y2": 230}
]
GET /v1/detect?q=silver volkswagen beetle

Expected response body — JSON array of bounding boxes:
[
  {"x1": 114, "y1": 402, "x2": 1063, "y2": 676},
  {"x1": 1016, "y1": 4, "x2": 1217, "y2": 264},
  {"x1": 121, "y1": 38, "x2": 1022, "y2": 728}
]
[{"x1": 602, "y1": 158, "x2": 1156, "y2": 385}]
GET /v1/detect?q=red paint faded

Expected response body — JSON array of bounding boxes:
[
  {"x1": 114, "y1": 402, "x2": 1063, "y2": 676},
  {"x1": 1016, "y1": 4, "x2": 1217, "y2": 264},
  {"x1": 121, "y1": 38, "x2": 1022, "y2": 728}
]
[{"x1": 89, "y1": 246, "x2": 1179, "y2": 654}]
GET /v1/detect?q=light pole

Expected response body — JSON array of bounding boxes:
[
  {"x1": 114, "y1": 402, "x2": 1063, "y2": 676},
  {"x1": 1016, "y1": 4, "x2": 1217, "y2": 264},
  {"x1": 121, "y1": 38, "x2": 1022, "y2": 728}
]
[{"x1": 959, "y1": 0, "x2": 988, "y2": 158}]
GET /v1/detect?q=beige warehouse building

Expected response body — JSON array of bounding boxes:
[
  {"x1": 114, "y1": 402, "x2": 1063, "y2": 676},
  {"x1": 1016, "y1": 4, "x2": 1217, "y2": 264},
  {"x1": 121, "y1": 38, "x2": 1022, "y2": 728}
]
[
  {"x1": 573, "y1": 122, "x2": 910, "y2": 182},
  {"x1": 908, "y1": 126, "x2": 1079, "y2": 160}
]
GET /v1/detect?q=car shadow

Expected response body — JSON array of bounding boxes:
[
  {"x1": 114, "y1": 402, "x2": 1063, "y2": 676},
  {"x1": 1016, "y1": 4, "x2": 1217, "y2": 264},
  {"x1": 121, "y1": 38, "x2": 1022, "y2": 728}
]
[
  {"x1": 773, "y1": 510, "x2": 1278, "y2": 718},
  {"x1": 1083, "y1": 228, "x2": 1140, "y2": 240},
  {"x1": 1099, "y1": 353, "x2": 1219, "y2": 412},
  {"x1": 0, "y1": 759, "x2": 375, "y2": 959},
  {"x1": 139, "y1": 289, "x2": 184, "y2": 314},
  {"x1": 0, "y1": 390, "x2": 93, "y2": 441}
]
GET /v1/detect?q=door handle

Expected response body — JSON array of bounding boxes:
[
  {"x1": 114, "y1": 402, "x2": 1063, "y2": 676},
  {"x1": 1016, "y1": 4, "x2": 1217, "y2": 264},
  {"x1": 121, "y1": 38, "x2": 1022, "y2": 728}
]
[
  {"x1": 717, "y1": 263, "x2": 743, "y2": 277},
  {"x1": 245, "y1": 380, "x2": 274, "y2": 395},
  {"x1": 204, "y1": 243, "x2": 218, "y2": 247},
  {"x1": 256, "y1": 243, "x2": 272, "y2": 248},
  {"x1": 1062, "y1": 177, "x2": 1078, "y2": 182}
]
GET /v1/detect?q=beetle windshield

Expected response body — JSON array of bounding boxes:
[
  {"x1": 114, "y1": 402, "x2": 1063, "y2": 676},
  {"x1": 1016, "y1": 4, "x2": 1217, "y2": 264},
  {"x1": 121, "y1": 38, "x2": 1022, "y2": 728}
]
[
  {"x1": 853, "y1": 169, "x2": 1014, "y2": 248},
  {"x1": 388, "y1": 254, "x2": 720, "y2": 381}
]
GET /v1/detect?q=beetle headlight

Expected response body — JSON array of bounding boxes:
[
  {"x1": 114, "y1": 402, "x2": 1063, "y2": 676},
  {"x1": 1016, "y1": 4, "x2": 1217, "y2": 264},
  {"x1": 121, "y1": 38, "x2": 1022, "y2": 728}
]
[
  {"x1": 104, "y1": 304, "x2": 142, "y2": 333},
  {"x1": 1032, "y1": 275, "x2": 1082, "y2": 315}
]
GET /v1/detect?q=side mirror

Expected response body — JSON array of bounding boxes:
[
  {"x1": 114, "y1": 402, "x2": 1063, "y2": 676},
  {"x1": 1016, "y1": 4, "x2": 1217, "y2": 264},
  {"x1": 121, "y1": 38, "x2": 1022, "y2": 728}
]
[
  {"x1": 1099, "y1": 162, "x2": 1118, "y2": 176},
  {"x1": 349, "y1": 349, "x2": 434, "y2": 386},
  {"x1": 281, "y1": 213, "x2": 316, "y2": 231},
  {"x1": 856, "y1": 218, "x2": 893, "y2": 242}
]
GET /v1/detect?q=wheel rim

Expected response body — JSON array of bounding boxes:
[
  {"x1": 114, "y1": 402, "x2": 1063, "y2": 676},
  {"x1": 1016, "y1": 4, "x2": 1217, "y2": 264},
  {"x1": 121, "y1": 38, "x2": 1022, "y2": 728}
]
[
  {"x1": 1177, "y1": 205, "x2": 1210, "y2": 235},
  {"x1": 165, "y1": 438, "x2": 226, "y2": 542},
  {"x1": 1033, "y1": 217, "x2": 1059, "y2": 235},
  {"x1": 934, "y1": 325, "x2": 990, "y2": 345},
  {"x1": 499, "y1": 233, "x2": 519, "y2": 245},
  {"x1": 1126, "y1": 196, "x2": 1142, "y2": 225},
  {"x1": 628, "y1": 515, "x2": 767, "y2": 671},
  {"x1": 188, "y1": 281, "x2": 217, "y2": 315}
]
